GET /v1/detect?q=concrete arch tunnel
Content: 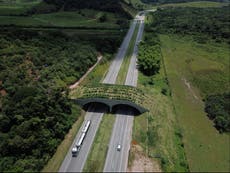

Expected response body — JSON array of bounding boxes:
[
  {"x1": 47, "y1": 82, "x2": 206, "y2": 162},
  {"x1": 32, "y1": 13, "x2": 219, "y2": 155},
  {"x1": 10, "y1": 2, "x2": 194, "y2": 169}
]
[{"x1": 74, "y1": 98, "x2": 148, "y2": 115}]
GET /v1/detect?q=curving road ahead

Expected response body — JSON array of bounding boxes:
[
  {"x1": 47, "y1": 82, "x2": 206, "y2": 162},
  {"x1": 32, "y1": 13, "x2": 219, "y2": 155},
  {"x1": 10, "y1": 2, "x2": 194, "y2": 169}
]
[
  {"x1": 103, "y1": 14, "x2": 145, "y2": 172},
  {"x1": 58, "y1": 20, "x2": 138, "y2": 172}
]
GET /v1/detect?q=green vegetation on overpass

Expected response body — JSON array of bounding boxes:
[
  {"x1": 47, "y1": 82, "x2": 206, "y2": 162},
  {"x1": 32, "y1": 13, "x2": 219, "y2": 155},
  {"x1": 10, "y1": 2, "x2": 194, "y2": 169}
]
[{"x1": 70, "y1": 84, "x2": 149, "y2": 114}]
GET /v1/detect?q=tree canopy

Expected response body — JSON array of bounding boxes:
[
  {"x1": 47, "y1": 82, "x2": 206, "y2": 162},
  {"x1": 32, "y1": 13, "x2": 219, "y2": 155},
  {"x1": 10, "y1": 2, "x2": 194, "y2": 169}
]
[
  {"x1": 205, "y1": 93, "x2": 230, "y2": 133},
  {"x1": 138, "y1": 34, "x2": 161, "y2": 76},
  {"x1": 149, "y1": 6, "x2": 230, "y2": 42},
  {"x1": 141, "y1": 0, "x2": 229, "y2": 4},
  {"x1": 0, "y1": 28, "x2": 122, "y2": 171}
]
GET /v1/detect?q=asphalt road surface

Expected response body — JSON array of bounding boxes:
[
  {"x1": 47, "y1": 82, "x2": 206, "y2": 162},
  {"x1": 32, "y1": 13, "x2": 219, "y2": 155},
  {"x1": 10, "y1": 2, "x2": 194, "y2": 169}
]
[
  {"x1": 59, "y1": 20, "x2": 137, "y2": 172},
  {"x1": 103, "y1": 15, "x2": 145, "y2": 172},
  {"x1": 103, "y1": 20, "x2": 137, "y2": 84}
]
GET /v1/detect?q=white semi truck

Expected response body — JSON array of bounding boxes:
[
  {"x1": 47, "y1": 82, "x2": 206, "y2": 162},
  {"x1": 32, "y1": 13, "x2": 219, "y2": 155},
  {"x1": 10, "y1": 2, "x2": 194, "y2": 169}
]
[
  {"x1": 72, "y1": 120, "x2": 91, "y2": 157},
  {"x1": 82, "y1": 120, "x2": 91, "y2": 133}
]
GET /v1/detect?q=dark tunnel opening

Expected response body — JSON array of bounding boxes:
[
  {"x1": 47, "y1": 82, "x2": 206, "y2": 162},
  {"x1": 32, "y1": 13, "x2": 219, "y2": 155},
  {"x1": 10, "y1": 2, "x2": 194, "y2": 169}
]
[
  {"x1": 83, "y1": 102, "x2": 110, "y2": 113},
  {"x1": 112, "y1": 104, "x2": 141, "y2": 116}
]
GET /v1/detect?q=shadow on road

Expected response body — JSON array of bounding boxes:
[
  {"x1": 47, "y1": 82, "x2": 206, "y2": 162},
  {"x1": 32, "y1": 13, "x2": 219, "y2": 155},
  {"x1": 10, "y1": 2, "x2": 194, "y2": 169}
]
[
  {"x1": 83, "y1": 103, "x2": 141, "y2": 116},
  {"x1": 112, "y1": 105, "x2": 141, "y2": 116},
  {"x1": 84, "y1": 102, "x2": 109, "y2": 113}
]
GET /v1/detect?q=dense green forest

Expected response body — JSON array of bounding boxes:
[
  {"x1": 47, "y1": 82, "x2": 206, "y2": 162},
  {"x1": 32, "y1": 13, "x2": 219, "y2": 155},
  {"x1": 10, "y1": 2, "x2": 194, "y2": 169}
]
[
  {"x1": 205, "y1": 93, "x2": 230, "y2": 132},
  {"x1": 0, "y1": 28, "x2": 122, "y2": 171},
  {"x1": 148, "y1": 6, "x2": 230, "y2": 132},
  {"x1": 0, "y1": 0, "x2": 128, "y2": 171},
  {"x1": 141, "y1": 0, "x2": 229, "y2": 4},
  {"x1": 150, "y1": 6, "x2": 230, "y2": 42}
]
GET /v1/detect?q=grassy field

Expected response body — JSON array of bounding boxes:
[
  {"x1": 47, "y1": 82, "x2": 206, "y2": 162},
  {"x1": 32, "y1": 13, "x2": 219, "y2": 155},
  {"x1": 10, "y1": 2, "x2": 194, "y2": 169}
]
[
  {"x1": 160, "y1": 34, "x2": 230, "y2": 172},
  {"x1": 0, "y1": 10, "x2": 120, "y2": 28},
  {"x1": 0, "y1": 0, "x2": 41, "y2": 15},
  {"x1": 130, "y1": 55, "x2": 188, "y2": 172},
  {"x1": 158, "y1": 1, "x2": 229, "y2": 8},
  {"x1": 42, "y1": 105, "x2": 83, "y2": 172},
  {"x1": 83, "y1": 114, "x2": 115, "y2": 172},
  {"x1": 80, "y1": 56, "x2": 112, "y2": 86}
]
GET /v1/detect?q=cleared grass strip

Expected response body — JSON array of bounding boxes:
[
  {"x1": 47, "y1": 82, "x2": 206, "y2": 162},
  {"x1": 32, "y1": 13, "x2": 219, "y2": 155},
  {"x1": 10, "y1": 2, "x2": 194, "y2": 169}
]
[{"x1": 83, "y1": 114, "x2": 115, "y2": 172}]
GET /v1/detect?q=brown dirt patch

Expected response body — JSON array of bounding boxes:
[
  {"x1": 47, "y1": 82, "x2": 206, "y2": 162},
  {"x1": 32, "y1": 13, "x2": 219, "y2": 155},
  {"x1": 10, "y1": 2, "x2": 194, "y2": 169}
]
[
  {"x1": 132, "y1": 140, "x2": 138, "y2": 145},
  {"x1": 127, "y1": 144, "x2": 162, "y2": 172},
  {"x1": 0, "y1": 89, "x2": 7, "y2": 96}
]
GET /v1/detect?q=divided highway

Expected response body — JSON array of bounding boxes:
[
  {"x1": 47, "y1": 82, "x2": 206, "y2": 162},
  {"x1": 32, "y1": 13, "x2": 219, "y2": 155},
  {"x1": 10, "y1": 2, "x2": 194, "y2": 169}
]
[
  {"x1": 59, "y1": 20, "x2": 138, "y2": 172},
  {"x1": 103, "y1": 14, "x2": 145, "y2": 172}
]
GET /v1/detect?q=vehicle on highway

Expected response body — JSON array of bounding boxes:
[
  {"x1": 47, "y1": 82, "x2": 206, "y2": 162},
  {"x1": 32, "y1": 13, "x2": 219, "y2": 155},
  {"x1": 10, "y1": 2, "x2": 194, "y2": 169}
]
[
  {"x1": 72, "y1": 133, "x2": 86, "y2": 157},
  {"x1": 72, "y1": 147, "x2": 78, "y2": 157},
  {"x1": 72, "y1": 120, "x2": 91, "y2": 157},
  {"x1": 117, "y1": 144, "x2": 121, "y2": 151},
  {"x1": 82, "y1": 120, "x2": 91, "y2": 133}
]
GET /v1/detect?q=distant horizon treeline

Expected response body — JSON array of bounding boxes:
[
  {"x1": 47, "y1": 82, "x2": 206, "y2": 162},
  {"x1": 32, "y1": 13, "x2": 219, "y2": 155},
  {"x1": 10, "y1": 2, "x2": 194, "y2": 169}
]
[
  {"x1": 141, "y1": 0, "x2": 229, "y2": 4},
  {"x1": 150, "y1": 6, "x2": 230, "y2": 43}
]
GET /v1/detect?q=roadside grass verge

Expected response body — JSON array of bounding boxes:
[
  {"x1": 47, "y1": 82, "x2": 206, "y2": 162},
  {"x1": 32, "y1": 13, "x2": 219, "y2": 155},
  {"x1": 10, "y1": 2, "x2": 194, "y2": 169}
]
[
  {"x1": 42, "y1": 105, "x2": 84, "y2": 172},
  {"x1": 83, "y1": 114, "x2": 115, "y2": 172},
  {"x1": 158, "y1": 1, "x2": 229, "y2": 8},
  {"x1": 33, "y1": 10, "x2": 119, "y2": 28},
  {"x1": 116, "y1": 23, "x2": 139, "y2": 84},
  {"x1": 80, "y1": 54, "x2": 112, "y2": 86},
  {"x1": 128, "y1": 30, "x2": 189, "y2": 171},
  {"x1": 160, "y1": 34, "x2": 230, "y2": 172},
  {"x1": 130, "y1": 62, "x2": 189, "y2": 172}
]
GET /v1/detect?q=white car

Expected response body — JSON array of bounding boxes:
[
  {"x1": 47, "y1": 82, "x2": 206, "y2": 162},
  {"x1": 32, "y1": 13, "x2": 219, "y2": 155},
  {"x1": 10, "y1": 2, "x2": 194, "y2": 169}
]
[
  {"x1": 72, "y1": 147, "x2": 77, "y2": 157},
  {"x1": 117, "y1": 144, "x2": 121, "y2": 151}
]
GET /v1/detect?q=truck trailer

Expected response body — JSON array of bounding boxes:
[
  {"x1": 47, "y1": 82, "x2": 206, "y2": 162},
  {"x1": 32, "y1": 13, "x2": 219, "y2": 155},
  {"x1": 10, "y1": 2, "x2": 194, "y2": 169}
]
[{"x1": 72, "y1": 120, "x2": 91, "y2": 157}]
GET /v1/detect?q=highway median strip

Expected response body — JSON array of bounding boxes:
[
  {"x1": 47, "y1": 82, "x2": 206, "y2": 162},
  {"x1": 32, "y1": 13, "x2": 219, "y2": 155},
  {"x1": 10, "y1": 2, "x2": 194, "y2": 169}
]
[
  {"x1": 83, "y1": 114, "x2": 115, "y2": 172},
  {"x1": 83, "y1": 19, "x2": 141, "y2": 172}
]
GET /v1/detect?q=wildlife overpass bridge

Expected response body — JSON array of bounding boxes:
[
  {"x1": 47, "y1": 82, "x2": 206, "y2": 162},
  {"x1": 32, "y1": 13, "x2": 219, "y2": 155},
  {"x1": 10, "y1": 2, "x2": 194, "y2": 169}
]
[{"x1": 70, "y1": 84, "x2": 149, "y2": 114}]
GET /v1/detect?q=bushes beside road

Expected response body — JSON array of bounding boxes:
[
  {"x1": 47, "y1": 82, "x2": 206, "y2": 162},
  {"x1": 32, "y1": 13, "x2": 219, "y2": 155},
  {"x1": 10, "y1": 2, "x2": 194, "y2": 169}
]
[{"x1": 137, "y1": 34, "x2": 161, "y2": 76}]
